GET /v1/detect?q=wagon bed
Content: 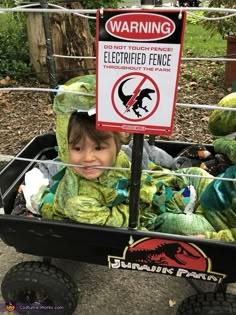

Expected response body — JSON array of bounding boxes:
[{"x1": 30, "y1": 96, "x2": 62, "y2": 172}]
[{"x1": 0, "y1": 133, "x2": 235, "y2": 281}]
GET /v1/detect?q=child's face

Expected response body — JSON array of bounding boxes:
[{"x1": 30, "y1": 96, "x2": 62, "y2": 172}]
[{"x1": 69, "y1": 135, "x2": 117, "y2": 180}]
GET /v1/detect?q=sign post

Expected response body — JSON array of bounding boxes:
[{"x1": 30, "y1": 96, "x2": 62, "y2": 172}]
[
  {"x1": 96, "y1": 8, "x2": 186, "y2": 135},
  {"x1": 96, "y1": 8, "x2": 186, "y2": 229}
]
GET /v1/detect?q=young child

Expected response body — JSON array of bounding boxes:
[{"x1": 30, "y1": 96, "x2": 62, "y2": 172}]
[
  {"x1": 41, "y1": 87, "x2": 215, "y2": 236},
  {"x1": 41, "y1": 110, "x2": 132, "y2": 227}
]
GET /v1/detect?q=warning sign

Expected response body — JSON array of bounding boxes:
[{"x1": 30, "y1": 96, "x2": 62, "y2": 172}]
[{"x1": 96, "y1": 9, "x2": 186, "y2": 135}]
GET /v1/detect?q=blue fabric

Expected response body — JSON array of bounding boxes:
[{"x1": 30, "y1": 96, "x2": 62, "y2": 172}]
[
  {"x1": 200, "y1": 164, "x2": 236, "y2": 212},
  {"x1": 108, "y1": 178, "x2": 129, "y2": 207}
]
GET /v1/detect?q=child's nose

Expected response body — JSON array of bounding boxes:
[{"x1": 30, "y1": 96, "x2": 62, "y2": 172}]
[{"x1": 82, "y1": 149, "x2": 95, "y2": 161}]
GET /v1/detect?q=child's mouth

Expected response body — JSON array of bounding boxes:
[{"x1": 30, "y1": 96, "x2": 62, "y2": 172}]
[{"x1": 83, "y1": 166, "x2": 100, "y2": 172}]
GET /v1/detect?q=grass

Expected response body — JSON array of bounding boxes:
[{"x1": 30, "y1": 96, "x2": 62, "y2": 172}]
[
  {"x1": 183, "y1": 22, "x2": 227, "y2": 57},
  {"x1": 180, "y1": 21, "x2": 227, "y2": 83}
]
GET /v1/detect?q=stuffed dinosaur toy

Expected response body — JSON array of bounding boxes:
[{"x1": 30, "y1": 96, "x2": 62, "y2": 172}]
[
  {"x1": 198, "y1": 93, "x2": 236, "y2": 241},
  {"x1": 208, "y1": 92, "x2": 236, "y2": 137},
  {"x1": 200, "y1": 92, "x2": 236, "y2": 175}
]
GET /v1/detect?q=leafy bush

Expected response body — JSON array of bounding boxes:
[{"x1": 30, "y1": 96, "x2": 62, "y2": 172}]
[
  {"x1": 202, "y1": 0, "x2": 236, "y2": 38},
  {"x1": 0, "y1": 12, "x2": 30, "y2": 78},
  {"x1": 187, "y1": 11, "x2": 204, "y2": 25}
]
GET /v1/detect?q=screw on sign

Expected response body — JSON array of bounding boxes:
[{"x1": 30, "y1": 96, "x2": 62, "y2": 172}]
[{"x1": 112, "y1": 72, "x2": 160, "y2": 122}]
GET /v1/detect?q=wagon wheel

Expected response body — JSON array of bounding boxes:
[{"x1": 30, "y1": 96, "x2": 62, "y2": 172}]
[
  {"x1": 177, "y1": 292, "x2": 236, "y2": 315},
  {"x1": 1, "y1": 261, "x2": 79, "y2": 315}
]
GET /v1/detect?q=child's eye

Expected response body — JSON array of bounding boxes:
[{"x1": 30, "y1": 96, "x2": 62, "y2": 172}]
[
  {"x1": 95, "y1": 145, "x2": 106, "y2": 151},
  {"x1": 73, "y1": 146, "x2": 81, "y2": 151}
]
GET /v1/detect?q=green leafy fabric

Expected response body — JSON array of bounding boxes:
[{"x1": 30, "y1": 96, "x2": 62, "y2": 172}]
[
  {"x1": 208, "y1": 92, "x2": 236, "y2": 136},
  {"x1": 200, "y1": 165, "x2": 236, "y2": 241},
  {"x1": 41, "y1": 150, "x2": 213, "y2": 235},
  {"x1": 214, "y1": 138, "x2": 236, "y2": 163},
  {"x1": 54, "y1": 74, "x2": 96, "y2": 163}
]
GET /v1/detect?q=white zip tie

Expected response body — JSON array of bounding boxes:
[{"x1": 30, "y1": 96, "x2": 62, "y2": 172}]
[
  {"x1": 100, "y1": 7, "x2": 104, "y2": 18},
  {"x1": 178, "y1": 6, "x2": 183, "y2": 20},
  {"x1": 0, "y1": 154, "x2": 235, "y2": 182}
]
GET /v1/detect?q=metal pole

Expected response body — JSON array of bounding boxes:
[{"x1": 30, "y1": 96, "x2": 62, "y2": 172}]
[
  {"x1": 40, "y1": 0, "x2": 58, "y2": 102},
  {"x1": 128, "y1": 133, "x2": 144, "y2": 229},
  {"x1": 141, "y1": 0, "x2": 155, "y2": 8}
]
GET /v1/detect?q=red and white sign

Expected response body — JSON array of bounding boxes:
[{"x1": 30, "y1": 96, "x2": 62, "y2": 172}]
[
  {"x1": 106, "y1": 13, "x2": 176, "y2": 41},
  {"x1": 96, "y1": 9, "x2": 186, "y2": 135}
]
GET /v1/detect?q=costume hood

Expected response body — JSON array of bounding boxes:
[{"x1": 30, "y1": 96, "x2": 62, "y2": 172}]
[{"x1": 53, "y1": 74, "x2": 96, "y2": 163}]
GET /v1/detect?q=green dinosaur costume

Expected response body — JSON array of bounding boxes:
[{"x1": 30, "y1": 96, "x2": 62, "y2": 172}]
[{"x1": 41, "y1": 75, "x2": 215, "y2": 235}]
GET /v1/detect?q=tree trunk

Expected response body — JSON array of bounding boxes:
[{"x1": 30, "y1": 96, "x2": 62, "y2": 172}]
[
  {"x1": 225, "y1": 36, "x2": 236, "y2": 86},
  {"x1": 26, "y1": 12, "x2": 48, "y2": 82},
  {"x1": 26, "y1": 2, "x2": 95, "y2": 83}
]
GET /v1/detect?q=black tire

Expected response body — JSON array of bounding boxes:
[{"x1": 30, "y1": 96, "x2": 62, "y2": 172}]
[
  {"x1": 1, "y1": 261, "x2": 79, "y2": 315},
  {"x1": 177, "y1": 292, "x2": 236, "y2": 315}
]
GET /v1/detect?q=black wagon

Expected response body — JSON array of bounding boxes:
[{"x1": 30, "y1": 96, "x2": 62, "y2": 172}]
[{"x1": 0, "y1": 132, "x2": 236, "y2": 315}]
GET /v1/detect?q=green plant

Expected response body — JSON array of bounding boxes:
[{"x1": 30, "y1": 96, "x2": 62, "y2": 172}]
[
  {"x1": 183, "y1": 23, "x2": 226, "y2": 56},
  {"x1": 0, "y1": 0, "x2": 25, "y2": 7},
  {"x1": 181, "y1": 23, "x2": 226, "y2": 84},
  {"x1": 187, "y1": 11, "x2": 204, "y2": 25},
  {"x1": 202, "y1": 0, "x2": 236, "y2": 38},
  {"x1": 0, "y1": 12, "x2": 30, "y2": 78}
]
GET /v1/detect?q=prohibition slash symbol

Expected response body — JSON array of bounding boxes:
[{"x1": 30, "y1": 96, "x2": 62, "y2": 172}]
[{"x1": 112, "y1": 72, "x2": 160, "y2": 122}]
